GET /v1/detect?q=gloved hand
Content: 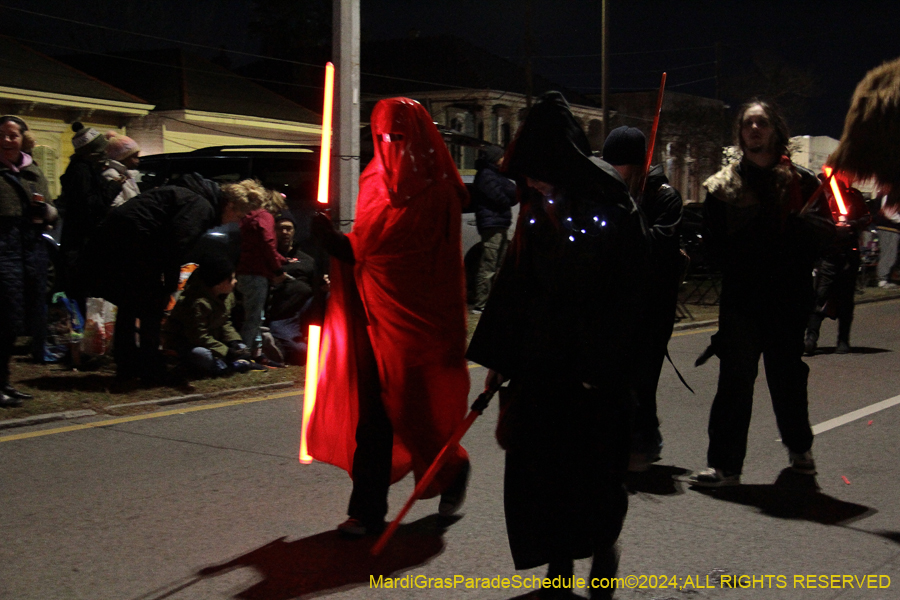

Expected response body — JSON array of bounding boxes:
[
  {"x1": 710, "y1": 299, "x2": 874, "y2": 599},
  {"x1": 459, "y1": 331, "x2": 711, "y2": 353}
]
[
  {"x1": 311, "y1": 212, "x2": 355, "y2": 264},
  {"x1": 226, "y1": 341, "x2": 251, "y2": 361}
]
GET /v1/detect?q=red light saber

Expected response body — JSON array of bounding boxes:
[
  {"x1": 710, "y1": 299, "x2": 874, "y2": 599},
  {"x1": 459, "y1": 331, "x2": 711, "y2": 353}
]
[
  {"x1": 299, "y1": 61, "x2": 335, "y2": 465},
  {"x1": 371, "y1": 385, "x2": 500, "y2": 556},
  {"x1": 639, "y1": 72, "x2": 667, "y2": 197},
  {"x1": 823, "y1": 166, "x2": 848, "y2": 216}
]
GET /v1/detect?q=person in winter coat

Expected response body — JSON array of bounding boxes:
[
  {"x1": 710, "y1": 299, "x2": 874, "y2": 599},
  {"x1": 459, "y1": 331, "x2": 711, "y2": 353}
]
[
  {"x1": 0, "y1": 115, "x2": 59, "y2": 406},
  {"x1": 234, "y1": 182, "x2": 288, "y2": 355},
  {"x1": 82, "y1": 174, "x2": 220, "y2": 382},
  {"x1": 471, "y1": 145, "x2": 517, "y2": 313},
  {"x1": 467, "y1": 92, "x2": 650, "y2": 600},
  {"x1": 163, "y1": 256, "x2": 251, "y2": 375},
  {"x1": 308, "y1": 97, "x2": 472, "y2": 538},
  {"x1": 686, "y1": 99, "x2": 834, "y2": 487},
  {"x1": 101, "y1": 132, "x2": 141, "y2": 207},
  {"x1": 59, "y1": 122, "x2": 122, "y2": 311},
  {"x1": 602, "y1": 126, "x2": 686, "y2": 472}
]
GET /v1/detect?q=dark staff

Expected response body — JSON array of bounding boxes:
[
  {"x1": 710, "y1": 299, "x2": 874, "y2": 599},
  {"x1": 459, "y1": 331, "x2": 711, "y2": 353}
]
[{"x1": 370, "y1": 385, "x2": 501, "y2": 556}]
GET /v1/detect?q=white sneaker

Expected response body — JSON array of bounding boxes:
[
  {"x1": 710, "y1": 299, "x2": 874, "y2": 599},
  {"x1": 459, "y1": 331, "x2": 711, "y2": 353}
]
[
  {"x1": 681, "y1": 467, "x2": 740, "y2": 488},
  {"x1": 789, "y1": 450, "x2": 817, "y2": 475},
  {"x1": 878, "y1": 280, "x2": 898, "y2": 289}
]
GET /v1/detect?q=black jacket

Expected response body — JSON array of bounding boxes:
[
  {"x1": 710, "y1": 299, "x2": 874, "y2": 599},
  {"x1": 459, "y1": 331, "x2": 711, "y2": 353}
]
[
  {"x1": 472, "y1": 160, "x2": 517, "y2": 231},
  {"x1": 642, "y1": 165, "x2": 684, "y2": 283},
  {"x1": 83, "y1": 183, "x2": 218, "y2": 307},
  {"x1": 0, "y1": 161, "x2": 51, "y2": 334},
  {"x1": 267, "y1": 244, "x2": 318, "y2": 322},
  {"x1": 59, "y1": 155, "x2": 121, "y2": 256},
  {"x1": 703, "y1": 159, "x2": 834, "y2": 314}
]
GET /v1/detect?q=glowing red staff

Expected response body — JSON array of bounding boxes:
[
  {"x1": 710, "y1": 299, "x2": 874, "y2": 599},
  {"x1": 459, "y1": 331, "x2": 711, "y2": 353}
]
[
  {"x1": 639, "y1": 72, "x2": 667, "y2": 197},
  {"x1": 299, "y1": 61, "x2": 335, "y2": 465},
  {"x1": 823, "y1": 166, "x2": 848, "y2": 216},
  {"x1": 371, "y1": 385, "x2": 500, "y2": 556}
]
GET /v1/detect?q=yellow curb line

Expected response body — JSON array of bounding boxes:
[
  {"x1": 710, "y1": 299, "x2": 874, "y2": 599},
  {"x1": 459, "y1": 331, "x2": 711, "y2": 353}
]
[{"x1": 0, "y1": 390, "x2": 298, "y2": 444}]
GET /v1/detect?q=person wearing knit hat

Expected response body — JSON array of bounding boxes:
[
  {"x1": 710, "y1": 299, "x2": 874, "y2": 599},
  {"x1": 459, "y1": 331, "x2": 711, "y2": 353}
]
[
  {"x1": 59, "y1": 123, "x2": 125, "y2": 311},
  {"x1": 603, "y1": 126, "x2": 688, "y2": 473},
  {"x1": 105, "y1": 132, "x2": 141, "y2": 167},
  {"x1": 70, "y1": 122, "x2": 107, "y2": 159},
  {"x1": 163, "y1": 255, "x2": 252, "y2": 376},
  {"x1": 102, "y1": 132, "x2": 141, "y2": 207}
]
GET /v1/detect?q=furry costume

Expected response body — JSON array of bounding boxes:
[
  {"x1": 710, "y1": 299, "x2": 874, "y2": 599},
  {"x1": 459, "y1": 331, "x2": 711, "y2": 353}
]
[{"x1": 829, "y1": 57, "x2": 900, "y2": 189}]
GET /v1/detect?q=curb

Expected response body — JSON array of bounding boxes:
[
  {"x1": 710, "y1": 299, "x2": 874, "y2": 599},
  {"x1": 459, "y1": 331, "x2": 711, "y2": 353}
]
[
  {"x1": 0, "y1": 409, "x2": 97, "y2": 431},
  {"x1": 0, "y1": 381, "x2": 298, "y2": 431},
  {"x1": 105, "y1": 381, "x2": 297, "y2": 410},
  {"x1": 673, "y1": 318, "x2": 718, "y2": 331}
]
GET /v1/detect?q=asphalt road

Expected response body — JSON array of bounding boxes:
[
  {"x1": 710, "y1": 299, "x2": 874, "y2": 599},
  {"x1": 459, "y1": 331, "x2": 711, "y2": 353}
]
[{"x1": 2, "y1": 299, "x2": 899, "y2": 600}]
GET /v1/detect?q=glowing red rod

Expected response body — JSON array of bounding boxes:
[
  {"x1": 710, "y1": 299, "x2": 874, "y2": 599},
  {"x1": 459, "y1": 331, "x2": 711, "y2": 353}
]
[
  {"x1": 823, "y1": 166, "x2": 848, "y2": 215},
  {"x1": 317, "y1": 62, "x2": 335, "y2": 205},
  {"x1": 640, "y1": 72, "x2": 667, "y2": 197},
  {"x1": 299, "y1": 324, "x2": 321, "y2": 464},
  {"x1": 300, "y1": 62, "x2": 336, "y2": 465}
]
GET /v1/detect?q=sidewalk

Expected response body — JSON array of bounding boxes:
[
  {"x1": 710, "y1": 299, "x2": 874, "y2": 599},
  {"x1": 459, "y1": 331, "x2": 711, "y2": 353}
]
[{"x1": 3, "y1": 286, "x2": 898, "y2": 429}]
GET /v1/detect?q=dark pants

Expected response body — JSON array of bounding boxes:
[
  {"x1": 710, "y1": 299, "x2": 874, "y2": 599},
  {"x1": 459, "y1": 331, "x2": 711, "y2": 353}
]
[
  {"x1": 707, "y1": 306, "x2": 813, "y2": 475},
  {"x1": 0, "y1": 330, "x2": 15, "y2": 388},
  {"x1": 807, "y1": 252, "x2": 860, "y2": 344},
  {"x1": 347, "y1": 329, "x2": 392, "y2": 524},
  {"x1": 631, "y1": 275, "x2": 679, "y2": 454},
  {"x1": 473, "y1": 227, "x2": 508, "y2": 310},
  {"x1": 114, "y1": 294, "x2": 165, "y2": 380}
]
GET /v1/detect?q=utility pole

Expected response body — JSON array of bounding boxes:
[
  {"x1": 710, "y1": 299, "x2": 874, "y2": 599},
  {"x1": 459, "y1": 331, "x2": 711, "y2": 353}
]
[
  {"x1": 332, "y1": 0, "x2": 360, "y2": 233},
  {"x1": 601, "y1": 0, "x2": 609, "y2": 143},
  {"x1": 525, "y1": 0, "x2": 534, "y2": 109}
]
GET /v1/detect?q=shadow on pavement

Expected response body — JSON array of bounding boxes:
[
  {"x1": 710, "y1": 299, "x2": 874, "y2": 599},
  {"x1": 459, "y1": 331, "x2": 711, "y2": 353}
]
[
  {"x1": 626, "y1": 464, "x2": 690, "y2": 496},
  {"x1": 695, "y1": 468, "x2": 875, "y2": 526},
  {"x1": 193, "y1": 515, "x2": 454, "y2": 600}
]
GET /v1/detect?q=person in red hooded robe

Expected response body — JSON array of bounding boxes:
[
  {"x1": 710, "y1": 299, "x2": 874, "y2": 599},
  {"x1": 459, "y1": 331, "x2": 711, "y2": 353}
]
[{"x1": 309, "y1": 97, "x2": 471, "y2": 537}]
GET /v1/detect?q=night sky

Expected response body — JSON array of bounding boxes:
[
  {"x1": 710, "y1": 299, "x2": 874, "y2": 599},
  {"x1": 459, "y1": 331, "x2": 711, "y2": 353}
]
[{"x1": 6, "y1": 0, "x2": 900, "y2": 137}]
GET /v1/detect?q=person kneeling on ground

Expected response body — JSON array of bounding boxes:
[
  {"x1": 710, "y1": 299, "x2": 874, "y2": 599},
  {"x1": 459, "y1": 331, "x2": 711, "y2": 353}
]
[{"x1": 163, "y1": 257, "x2": 253, "y2": 376}]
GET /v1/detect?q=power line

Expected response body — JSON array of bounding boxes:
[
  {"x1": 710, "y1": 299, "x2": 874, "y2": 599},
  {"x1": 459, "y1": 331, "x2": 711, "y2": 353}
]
[
  {"x1": 1, "y1": 3, "x2": 325, "y2": 70},
  {"x1": 524, "y1": 44, "x2": 716, "y2": 59}
]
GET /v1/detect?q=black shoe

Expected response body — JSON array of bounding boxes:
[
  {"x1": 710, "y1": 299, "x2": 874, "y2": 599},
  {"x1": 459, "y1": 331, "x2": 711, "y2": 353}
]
[
  {"x1": 439, "y1": 460, "x2": 471, "y2": 517},
  {"x1": 336, "y1": 517, "x2": 386, "y2": 538},
  {"x1": 803, "y1": 335, "x2": 817, "y2": 356},
  {"x1": 836, "y1": 340, "x2": 851, "y2": 354},
  {"x1": 0, "y1": 393, "x2": 23, "y2": 408},
  {"x1": 2, "y1": 385, "x2": 33, "y2": 400}
]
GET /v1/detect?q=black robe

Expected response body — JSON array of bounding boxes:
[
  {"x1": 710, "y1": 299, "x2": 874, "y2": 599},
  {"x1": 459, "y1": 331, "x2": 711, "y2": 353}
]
[{"x1": 467, "y1": 91, "x2": 650, "y2": 570}]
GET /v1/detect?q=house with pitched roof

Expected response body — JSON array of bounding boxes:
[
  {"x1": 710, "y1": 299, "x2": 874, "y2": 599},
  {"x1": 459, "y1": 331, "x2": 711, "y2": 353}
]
[
  {"x1": 59, "y1": 49, "x2": 322, "y2": 156},
  {"x1": 0, "y1": 35, "x2": 153, "y2": 196}
]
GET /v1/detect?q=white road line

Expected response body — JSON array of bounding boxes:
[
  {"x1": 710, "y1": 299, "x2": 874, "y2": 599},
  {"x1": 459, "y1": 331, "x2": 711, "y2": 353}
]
[{"x1": 812, "y1": 394, "x2": 900, "y2": 435}]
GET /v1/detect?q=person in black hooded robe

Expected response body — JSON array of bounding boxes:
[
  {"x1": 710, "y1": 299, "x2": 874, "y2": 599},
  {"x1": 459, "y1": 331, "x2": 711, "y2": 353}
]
[{"x1": 466, "y1": 92, "x2": 649, "y2": 600}]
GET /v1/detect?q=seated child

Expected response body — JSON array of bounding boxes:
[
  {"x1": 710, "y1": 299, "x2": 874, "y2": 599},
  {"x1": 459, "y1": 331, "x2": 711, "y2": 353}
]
[{"x1": 164, "y1": 256, "x2": 252, "y2": 375}]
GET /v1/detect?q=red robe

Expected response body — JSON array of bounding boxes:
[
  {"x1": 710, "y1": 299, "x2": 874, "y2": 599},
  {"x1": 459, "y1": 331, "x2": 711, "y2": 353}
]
[{"x1": 308, "y1": 98, "x2": 470, "y2": 498}]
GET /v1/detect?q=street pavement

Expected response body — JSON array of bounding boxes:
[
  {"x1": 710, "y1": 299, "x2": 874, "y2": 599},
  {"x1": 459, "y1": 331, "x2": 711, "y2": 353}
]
[{"x1": 1, "y1": 299, "x2": 899, "y2": 600}]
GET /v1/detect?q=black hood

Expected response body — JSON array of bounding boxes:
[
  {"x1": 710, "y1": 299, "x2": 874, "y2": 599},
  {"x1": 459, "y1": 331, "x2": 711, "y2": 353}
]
[
  {"x1": 173, "y1": 173, "x2": 221, "y2": 207},
  {"x1": 504, "y1": 91, "x2": 597, "y2": 188}
]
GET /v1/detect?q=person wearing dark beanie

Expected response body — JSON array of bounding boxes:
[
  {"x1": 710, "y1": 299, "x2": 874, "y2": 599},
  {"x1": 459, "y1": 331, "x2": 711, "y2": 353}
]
[
  {"x1": 603, "y1": 127, "x2": 688, "y2": 473},
  {"x1": 163, "y1": 256, "x2": 251, "y2": 376}
]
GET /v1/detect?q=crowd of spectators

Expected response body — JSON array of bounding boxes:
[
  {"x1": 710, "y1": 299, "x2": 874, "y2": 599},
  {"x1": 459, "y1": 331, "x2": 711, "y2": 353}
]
[{"x1": 0, "y1": 116, "x2": 326, "y2": 404}]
